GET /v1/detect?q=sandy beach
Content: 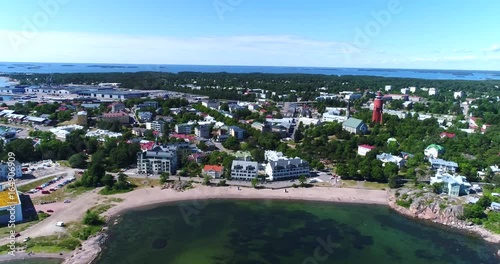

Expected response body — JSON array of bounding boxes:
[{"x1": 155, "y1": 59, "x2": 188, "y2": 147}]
[{"x1": 104, "y1": 185, "x2": 388, "y2": 219}]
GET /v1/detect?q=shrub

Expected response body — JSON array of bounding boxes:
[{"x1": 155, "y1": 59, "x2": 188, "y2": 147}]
[{"x1": 396, "y1": 198, "x2": 413, "y2": 209}]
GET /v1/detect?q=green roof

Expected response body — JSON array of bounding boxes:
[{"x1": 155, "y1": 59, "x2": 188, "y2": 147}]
[
  {"x1": 426, "y1": 144, "x2": 444, "y2": 151},
  {"x1": 343, "y1": 118, "x2": 365, "y2": 129}
]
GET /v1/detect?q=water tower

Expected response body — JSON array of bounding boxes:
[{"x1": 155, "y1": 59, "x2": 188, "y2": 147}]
[{"x1": 372, "y1": 91, "x2": 384, "y2": 124}]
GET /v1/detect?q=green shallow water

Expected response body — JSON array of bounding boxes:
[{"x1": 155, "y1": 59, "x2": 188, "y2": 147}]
[{"x1": 97, "y1": 200, "x2": 499, "y2": 264}]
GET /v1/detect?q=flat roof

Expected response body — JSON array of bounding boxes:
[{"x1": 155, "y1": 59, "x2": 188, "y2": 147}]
[{"x1": 0, "y1": 189, "x2": 20, "y2": 208}]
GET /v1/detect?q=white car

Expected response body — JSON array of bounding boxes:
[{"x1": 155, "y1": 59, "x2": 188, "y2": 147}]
[
  {"x1": 55, "y1": 221, "x2": 65, "y2": 227},
  {"x1": 23, "y1": 237, "x2": 31, "y2": 242}
]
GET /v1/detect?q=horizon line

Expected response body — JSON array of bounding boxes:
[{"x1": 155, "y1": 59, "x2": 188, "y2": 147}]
[{"x1": 1, "y1": 61, "x2": 500, "y2": 73}]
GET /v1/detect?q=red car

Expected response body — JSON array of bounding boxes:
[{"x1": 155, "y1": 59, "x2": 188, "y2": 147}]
[{"x1": 47, "y1": 209, "x2": 54, "y2": 213}]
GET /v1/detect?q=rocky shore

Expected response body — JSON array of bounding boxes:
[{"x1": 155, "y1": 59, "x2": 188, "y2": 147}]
[
  {"x1": 387, "y1": 189, "x2": 500, "y2": 245},
  {"x1": 62, "y1": 233, "x2": 108, "y2": 264}
]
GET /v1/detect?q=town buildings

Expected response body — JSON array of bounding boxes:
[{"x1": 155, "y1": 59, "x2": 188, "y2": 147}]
[
  {"x1": 195, "y1": 124, "x2": 211, "y2": 138},
  {"x1": 0, "y1": 161, "x2": 23, "y2": 181},
  {"x1": 376, "y1": 153, "x2": 406, "y2": 168},
  {"x1": 146, "y1": 120, "x2": 166, "y2": 133},
  {"x1": 343, "y1": 118, "x2": 368, "y2": 134},
  {"x1": 175, "y1": 123, "x2": 194, "y2": 134},
  {"x1": 430, "y1": 170, "x2": 471, "y2": 197},
  {"x1": 424, "y1": 144, "x2": 445, "y2": 159},
  {"x1": 264, "y1": 151, "x2": 310, "y2": 181},
  {"x1": 136, "y1": 143, "x2": 191, "y2": 175},
  {"x1": 0, "y1": 188, "x2": 23, "y2": 224},
  {"x1": 102, "y1": 111, "x2": 130, "y2": 124},
  {"x1": 76, "y1": 111, "x2": 88, "y2": 126},
  {"x1": 110, "y1": 102, "x2": 126, "y2": 113},
  {"x1": 230, "y1": 160, "x2": 259, "y2": 181},
  {"x1": 229, "y1": 126, "x2": 246, "y2": 140},
  {"x1": 138, "y1": 112, "x2": 153, "y2": 122},
  {"x1": 429, "y1": 158, "x2": 459, "y2": 173},
  {"x1": 358, "y1": 145, "x2": 376, "y2": 156},
  {"x1": 203, "y1": 165, "x2": 224, "y2": 179}
]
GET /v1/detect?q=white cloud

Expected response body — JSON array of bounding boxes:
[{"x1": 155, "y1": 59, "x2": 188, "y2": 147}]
[
  {"x1": 484, "y1": 44, "x2": 500, "y2": 52},
  {"x1": 0, "y1": 30, "x2": 357, "y2": 67}
]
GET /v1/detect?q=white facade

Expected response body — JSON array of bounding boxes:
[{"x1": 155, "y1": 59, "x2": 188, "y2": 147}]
[
  {"x1": 429, "y1": 88, "x2": 438, "y2": 96},
  {"x1": 409, "y1": 87, "x2": 417, "y2": 93},
  {"x1": 175, "y1": 123, "x2": 193, "y2": 134},
  {"x1": 385, "y1": 85, "x2": 392, "y2": 91},
  {"x1": 454, "y1": 91, "x2": 464, "y2": 99},
  {"x1": 430, "y1": 170, "x2": 471, "y2": 197},
  {"x1": 231, "y1": 160, "x2": 258, "y2": 181},
  {"x1": 357, "y1": 145, "x2": 375, "y2": 156},
  {"x1": 265, "y1": 153, "x2": 310, "y2": 181},
  {"x1": 400, "y1": 88, "x2": 410, "y2": 94}
]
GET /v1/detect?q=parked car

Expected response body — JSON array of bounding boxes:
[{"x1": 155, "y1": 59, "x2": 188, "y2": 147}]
[
  {"x1": 55, "y1": 221, "x2": 65, "y2": 227},
  {"x1": 64, "y1": 200, "x2": 71, "y2": 203},
  {"x1": 47, "y1": 209, "x2": 54, "y2": 213},
  {"x1": 41, "y1": 190, "x2": 50, "y2": 194},
  {"x1": 49, "y1": 188, "x2": 57, "y2": 191},
  {"x1": 23, "y1": 237, "x2": 31, "y2": 242}
]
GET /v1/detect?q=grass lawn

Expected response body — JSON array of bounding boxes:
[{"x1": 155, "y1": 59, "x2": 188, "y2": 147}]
[
  {"x1": 18, "y1": 178, "x2": 54, "y2": 193},
  {"x1": 340, "y1": 180, "x2": 358, "y2": 188},
  {"x1": 363, "y1": 181, "x2": 388, "y2": 190},
  {"x1": 89, "y1": 204, "x2": 115, "y2": 215},
  {"x1": 128, "y1": 177, "x2": 161, "y2": 188}
]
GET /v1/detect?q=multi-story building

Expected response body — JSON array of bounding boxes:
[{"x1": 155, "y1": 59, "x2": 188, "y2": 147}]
[
  {"x1": 137, "y1": 143, "x2": 191, "y2": 175},
  {"x1": 231, "y1": 160, "x2": 259, "y2": 181},
  {"x1": 146, "y1": 120, "x2": 166, "y2": 133},
  {"x1": 429, "y1": 88, "x2": 438, "y2": 96},
  {"x1": 138, "y1": 111, "x2": 153, "y2": 122},
  {"x1": 110, "y1": 102, "x2": 126, "y2": 113},
  {"x1": 102, "y1": 111, "x2": 130, "y2": 124},
  {"x1": 202, "y1": 100, "x2": 220, "y2": 109},
  {"x1": 430, "y1": 170, "x2": 471, "y2": 197},
  {"x1": 194, "y1": 124, "x2": 211, "y2": 138},
  {"x1": 251, "y1": 122, "x2": 271, "y2": 133},
  {"x1": 0, "y1": 161, "x2": 22, "y2": 181},
  {"x1": 264, "y1": 151, "x2": 310, "y2": 181},
  {"x1": 175, "y1": 123, "x2": 194, "y2": 134},
  {"x1": 229, "y1": 126, "x2": 246, "y2": 139},
  {"x1": 138, "y1": 101, "x2": 159, "y2": 109}
]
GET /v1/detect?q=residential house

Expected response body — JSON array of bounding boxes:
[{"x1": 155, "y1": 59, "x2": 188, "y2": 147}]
[
  {"x1": 376, "y1": 153, "x2": 406, "y2": 168},
  {"x1": 230, "y1": 160, "x2": 258, "y2": 181},
  {"x1": 358, "y1": 145, "x2": 376, "y2": 156},
  {"x1": 440, "y1": 132, "x2": 456, "y2": 139},
  {"x1": 430, "y1": 170, "x2": 471, "y2": 197},
  {"x1": 424, "y1": 144, "x2": 445, "y2": 158},
  {"x1": 342, "y1": 118, "x2": 368, "y2": 134},
  {"x1": 429, "y1": 158, "x2": 459, "y2": 172},
  {"x1": 202, "y1": 100, "x2": 220, "y2": 109},
  {"x1": 102, "y1": 111, "x2": 130, "y2": 124},
  {"x1": 132, "y1": 127, "x2": 147, "y2": 137},
  {"x1": 251, "y1": 122, "x2": 271, "y2": 133},
  {"x1": 203, "y1": 165, "x2": 224, "y2": 179}
]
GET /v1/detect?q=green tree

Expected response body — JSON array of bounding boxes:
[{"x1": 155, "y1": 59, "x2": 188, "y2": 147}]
[
  {"x1": 298, "y1": 175, "x2": 307, "y2": 187},
  {"x1": 101, "y1": 174, "x2": 116, "y2": 189},
  {"x1": 223, "y1": 136, "x2": 240, "y2": 150},
  {"x1": 251, "y1": 177, "x2": 259, "y2": 188},
  {"x1": 431, "y1": 182, "x2": 444, "y2": 194},
  {"x1": 203, "y1": 175, "x2": 211, "y2": 186},
  {"x1": 82, "y1": 210, "x2": 103, "y2": 226},
  {"x1": 68, "y1": 153, "x2": 87, "y2": 169},
  {"x1": 160, "y1": 172, "x2": 170, "y2": 184}
]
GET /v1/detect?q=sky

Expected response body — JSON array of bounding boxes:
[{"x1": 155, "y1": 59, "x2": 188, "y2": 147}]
[{"x1": 0, "y1": 0, "x2": 499, "y2": 70}]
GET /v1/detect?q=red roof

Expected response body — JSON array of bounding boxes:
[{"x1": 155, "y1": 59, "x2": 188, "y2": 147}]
[
  {"x1": 203, "y1": 165, "x2": 224, "y2": 173},
  {"x1": 358, "y1": 144, "x2": 376, "y2": 149},
  {"x1": 440, "y1": 132, "x2": 456, "y2": 139},
  {"x1": 103, "y1": 111, "x2": 128, "y2": 117},
  {"x1": 140, "y1": 141, "x2": 156, "y2": 151},
  {"x1": 170, "y1": 133, "x2": 196, "y2": 141}
]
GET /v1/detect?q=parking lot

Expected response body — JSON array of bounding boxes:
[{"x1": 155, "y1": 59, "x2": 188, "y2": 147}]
[{"x1": 25, "y1": 175, "x2": 76, "y2": 198}]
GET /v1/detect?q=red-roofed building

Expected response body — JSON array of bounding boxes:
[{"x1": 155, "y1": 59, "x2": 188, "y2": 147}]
[
  {"x1": 440, "y1": 132, "x2": 456, "y2": 139},
  {"x1": 358, "y1": 144, "x2": 376, "y2": 156},
  {"x1": 170, "y1": 133, "x2": 196, "y2": 142},
  {"x1": 140, "y1": 141, "x2": 156, "y2": 151},
  {"x1": 203, "y1": 165, "x2": 224, "y2": 179},
  {"x1": 102, "y1": 111, "x2": 129, "y2": 124},
  {"x1": 188, "y1": 153, "x2": 206, "y2": 164}
]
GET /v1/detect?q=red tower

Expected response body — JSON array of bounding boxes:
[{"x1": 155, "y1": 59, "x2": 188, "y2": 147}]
[{"x1": 372, "y1": 91, "x2": 384, "y2": 124}]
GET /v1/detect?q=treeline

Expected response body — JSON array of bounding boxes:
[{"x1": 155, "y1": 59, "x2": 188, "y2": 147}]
[{"x1": 9, "y1": 72, "x2": 500, "y2": 100}]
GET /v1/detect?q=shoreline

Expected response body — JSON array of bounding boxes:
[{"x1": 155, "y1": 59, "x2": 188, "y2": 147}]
[{"x1": 6, "y1": 185, "x2": 500, "y2": 263}]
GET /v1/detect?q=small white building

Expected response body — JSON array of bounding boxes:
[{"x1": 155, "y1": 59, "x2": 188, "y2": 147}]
[
  {"x1": 429, "y1": 88, "x2": 438, "y2": 96},
  {"x1": 454, "y1": 91, "x2": 464, "y2": 99},
  {"x1": 385, "y1": 85, "x2": 392, "y2": 91},
  {"x1": 358, "y1": 145, "x2": 376, "y2": 156},
  {"x1": 376, "y1": 153, "x2": 405, "y2": 168},
  {"x1": 409, "y1": 87, "x2": 417, "y2": 93}
]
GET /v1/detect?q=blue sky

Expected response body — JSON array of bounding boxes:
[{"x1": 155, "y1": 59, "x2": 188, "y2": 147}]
[{"x1": 0, "y1": 0, "x2": 499, "y2": 70}]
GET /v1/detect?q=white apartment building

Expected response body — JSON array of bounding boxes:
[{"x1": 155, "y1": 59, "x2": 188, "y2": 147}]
[
  {"x1": 231, "y1": 160, "x2": 259, "y2": 181},
  {"x1": 146, "y1": 120, "x2": 166, "y2": 133},
  {"x1": 385, "y1": 85, "x2": 392, "y2": 91},
  {"x1": 264, "y1": 151, "x2": 310, "y2": 181},
  {"x1": 429, "y1": 88, "x2": 438, "y2": 96}
]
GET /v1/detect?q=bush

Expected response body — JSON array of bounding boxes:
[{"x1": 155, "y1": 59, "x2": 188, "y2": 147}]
[
  {"x1": 82, "y1": 210, "x2": 104, "y2": 226},
  {"x1": 396, "y1": 198, "x2": 413, "y2": 209},
  {"x1": 460, "y1": 204, "x2": 487, "y2": 223}
]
